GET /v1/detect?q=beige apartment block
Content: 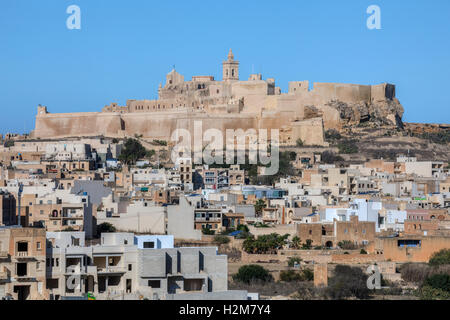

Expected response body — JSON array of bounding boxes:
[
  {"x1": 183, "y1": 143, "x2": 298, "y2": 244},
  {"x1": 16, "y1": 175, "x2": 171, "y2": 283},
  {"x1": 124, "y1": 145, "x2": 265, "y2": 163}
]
[{"x1": 0, "y1": 227, "x2": 47, "y2": 300}]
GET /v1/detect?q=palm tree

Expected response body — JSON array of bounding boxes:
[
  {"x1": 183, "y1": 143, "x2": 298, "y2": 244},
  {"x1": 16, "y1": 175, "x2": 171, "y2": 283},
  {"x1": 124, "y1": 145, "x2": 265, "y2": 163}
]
[
  {"x1": 291, "y1": 236, "x2": 301, "y2": 249},
  {"x1": 254, "y1": 199, "x2": 266, "y2": 217}
]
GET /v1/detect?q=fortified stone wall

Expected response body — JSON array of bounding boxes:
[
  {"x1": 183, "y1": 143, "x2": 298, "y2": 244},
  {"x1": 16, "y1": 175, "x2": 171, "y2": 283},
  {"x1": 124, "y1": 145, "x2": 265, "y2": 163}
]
[{"x1": 32, "y1": 51, "x2": 402, "y2": 145}]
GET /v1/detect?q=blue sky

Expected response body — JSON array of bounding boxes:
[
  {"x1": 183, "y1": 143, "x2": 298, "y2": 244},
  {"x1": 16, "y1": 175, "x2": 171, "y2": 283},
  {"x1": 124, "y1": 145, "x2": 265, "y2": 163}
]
[{"x1": 0, "y1": 0, "x2": 449, "y2": 134}]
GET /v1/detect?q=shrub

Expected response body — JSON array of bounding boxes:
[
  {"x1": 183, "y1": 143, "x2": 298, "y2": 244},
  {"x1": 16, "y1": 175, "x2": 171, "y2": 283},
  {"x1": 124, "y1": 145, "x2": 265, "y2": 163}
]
[
  {"x1": 97, "y1": 222, "x2": 116, "y2": 235},
  {"x1": 4, "y1": 140, "x2": 14, "y2": 148},
  {"x1": 320, "y1": 151, "x2": 344, "y2": 164},
  {"x1": 296, "y1": 138, "x2": 303, "y2": 147},
  {"x1": 301, "y1": 239, "x2": 313, "y2": 250},
  {"x1": 287, "y1": 256, "x2": 302, "y2": 267},
  {"x1": 326, "y1": 265, "x2": 370, "y2": 300},
  {"x1": 337, "y1": 140, "x2": 359, "y2": 154},
  {"x1": 324, "y1": 129, "x2": 342, "y2": 141},
  {"x1": 416, "y1": 131, "x2": 450, "y2": 145},
  {"x1": 153, "y1": 139, "x2": 167, "y2": 146},
  {"x1": 280, "y1": 270, "x2": 302, "y2": 282},
  {"x1": 202, "y1": 227, "x2": 215, "y2": 235},
  {"x1": 400, "y1": 263, "x2": 431, "y2": 284},
  {"x1": 424, "y1": 274, "x2": 450, "y2": 292},
  {"x1": 429, "y1": 249, "x2": 450, "y2": 266},
  {"x1": 360, "y1": 249, "x2": 368, "y2": 255},
  {"x1": 242, "y1": 233, "x2": 289, "y2": 254},
  {"x1": 214, "y1": 235, "x2": 230, "y2": 245},
  {"x1": 418, "y1": 285, "x2": 450, "y2": 300},
  {"x1": 338, "y1": 240, "x2": 358, "y2": 250},
  {"x1": 236, "y1": 224, "x2": 249, "y2": 233},
  {"x1": 233, "y1": 265, "x2": 273, "y2": 284},
  {"x1": 146, "y1": 149, "x2": 156, "y2": 158},
  {"x1": 280, "y1": 269, "x2": 314, "y2": 282},
  {"x1": 254, "y1": 222, "x2": 270, "y2": 228},
  {"x1": 301, "y1": 269, "x2": 314, "y2": 281}
]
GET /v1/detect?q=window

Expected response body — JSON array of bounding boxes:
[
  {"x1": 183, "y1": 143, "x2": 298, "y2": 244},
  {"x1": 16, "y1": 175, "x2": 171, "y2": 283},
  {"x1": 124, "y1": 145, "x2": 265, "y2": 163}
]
[
  {"x1": 17, "y1": 242, "x2": 28, "y2": 252},
  {"x1": 148, "y1": 280, "x2": 160, "y2": 288},
  {"x1": 143, "y1": 242, "x2": 155, "y2": 249},
  {"x1": 128, "y1": 264, "x2": 132, "y2": 271},
  {"x1": 17, "y1": 263, "x2": 27, "y2": 276},
  {"x1": 37, "y1": 242, "x2": 41, "y2": 250},
  {"x1": 72, "y1": 238, "x2": 80, "y2": 246}
]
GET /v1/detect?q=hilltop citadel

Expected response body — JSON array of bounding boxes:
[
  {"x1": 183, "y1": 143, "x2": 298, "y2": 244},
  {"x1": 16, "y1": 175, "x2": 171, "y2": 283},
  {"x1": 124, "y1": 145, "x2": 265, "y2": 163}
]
[{"x1": 33, "y1": 50, "x2": 404, "y2": 147}]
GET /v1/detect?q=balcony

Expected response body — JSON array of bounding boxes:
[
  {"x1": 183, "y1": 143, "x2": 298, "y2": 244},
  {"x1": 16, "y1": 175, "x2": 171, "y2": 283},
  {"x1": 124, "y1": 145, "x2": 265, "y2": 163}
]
[
  {"x1": 195, "y1": 217, "x2": 222, "y2": 223},
  {"x1": 15, "y1": 252, "x2": 35, "y2": 260},
  {"x1": 97, "y1": 266, "x2": 127, "y2": 274},
  {"x1": 0, "y1": 251, "x2": 9, "y2": 261}
]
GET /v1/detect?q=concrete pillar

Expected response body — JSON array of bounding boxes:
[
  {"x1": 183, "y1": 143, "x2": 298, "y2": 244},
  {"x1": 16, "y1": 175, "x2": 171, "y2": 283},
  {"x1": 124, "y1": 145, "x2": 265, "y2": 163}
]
[{"x1": 314, "y1": 263, "x2": 328, "y2": 288}]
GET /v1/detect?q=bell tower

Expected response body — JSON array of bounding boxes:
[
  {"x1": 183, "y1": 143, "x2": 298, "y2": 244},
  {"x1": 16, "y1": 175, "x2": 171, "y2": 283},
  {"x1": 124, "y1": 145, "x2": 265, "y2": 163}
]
[{"x1": 222, "y1": 49, "x2": 239, "y2": 81}]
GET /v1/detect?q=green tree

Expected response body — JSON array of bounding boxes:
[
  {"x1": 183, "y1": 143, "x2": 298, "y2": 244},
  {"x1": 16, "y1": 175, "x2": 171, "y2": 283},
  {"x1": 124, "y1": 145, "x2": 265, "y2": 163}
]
[
  {"x1": 429, "y1": 249, "x2": 450, "y2": 266},
  {"x1": 214, "y1": 235, "x2": 230, "y2": 245},
  {"x1": 146, "y1": 149, "x2": 156, "y2": 158},
  {"x1": 291, "y1": 236, "x2": 301, "y2": 249},
  {"x1": 118, "y1": 138, "x2": 147, "y2": 165},
  {"x1": 418, "y1": 274, "x2": 450, "y2": 300},
  {"x1": 302, "y1": 239, "x2": 313, "y2": 250},
  {"x1": 236, "y1": 224, "x2": 249, "y2": 233},
  {"x1": 296, "y1": 138, "x2": 303, "y2": 147},
  {"x1": 233, "y1": 265, "x2": 273, "y2": 284},
  {"x1": 242, "y1": 233, "x2": 289, "y2": 254},
  {"x1": 97, "y1": 222, "x2": 116, "y2": 235},
  {"x1": 424, "y1": 274, "x2": 450, "y2": 292},
  {"x1": 287, "y1": 256, "x2": 302, "y2": 267},
  {"x1": 202, "y1": 227, "x2": 215, "y2": 235},
  {"x1": 326, "y1": 265, "x2": 370, "y2": 300},
  {"x1": 254, "y1": 199, "x2": 266, "y2": 217}
]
